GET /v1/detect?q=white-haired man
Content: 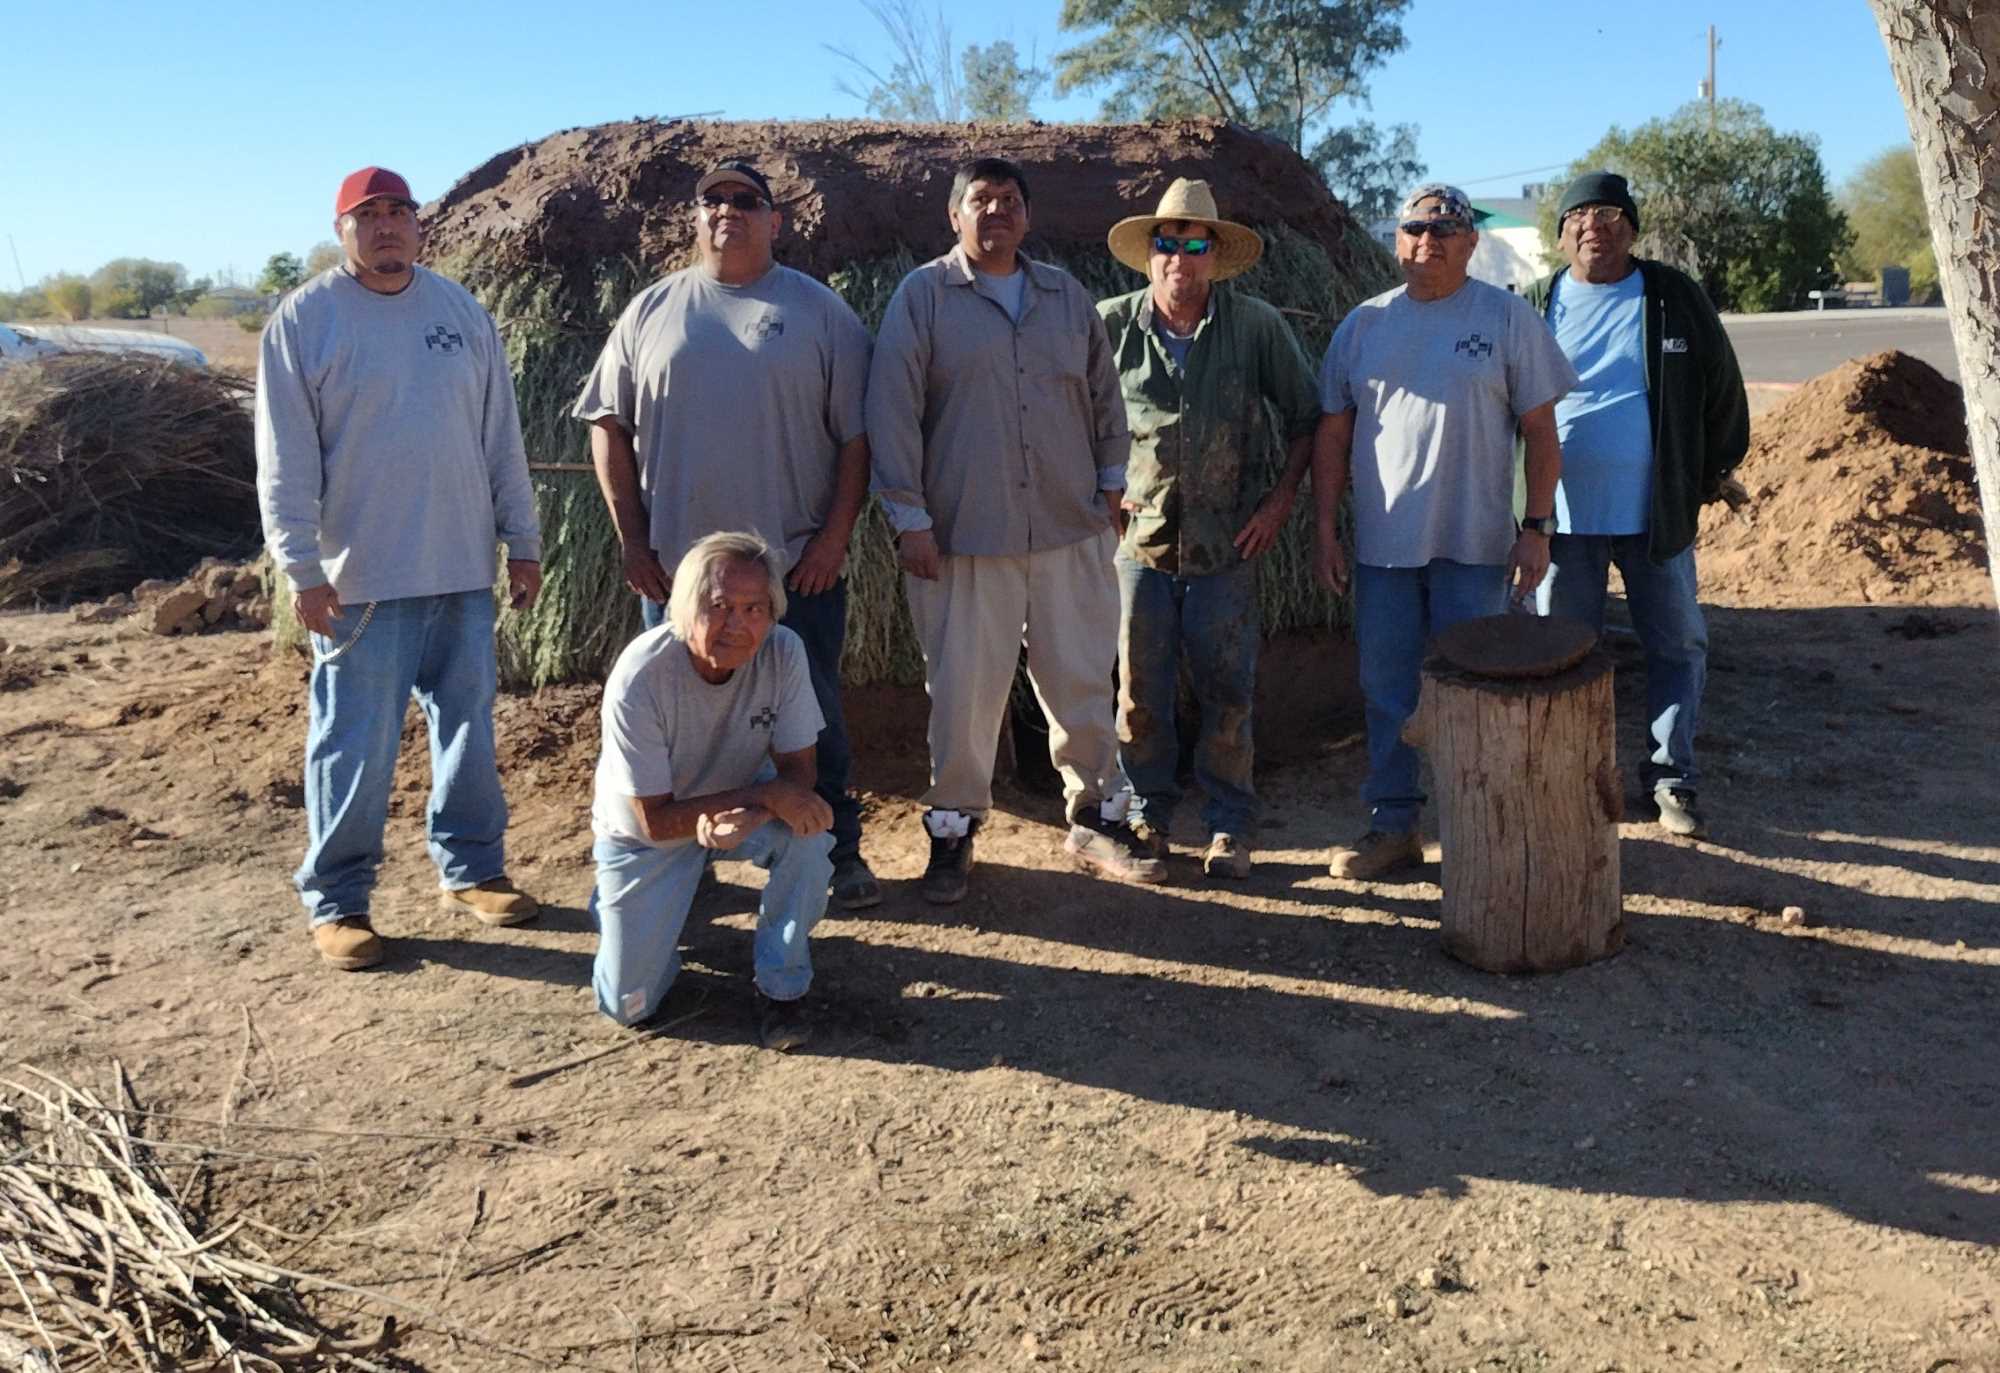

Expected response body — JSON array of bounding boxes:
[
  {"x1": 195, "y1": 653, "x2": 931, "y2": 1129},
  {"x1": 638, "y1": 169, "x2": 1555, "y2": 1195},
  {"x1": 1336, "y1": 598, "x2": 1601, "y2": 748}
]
[{"x1": 589, "y1": 531, "x2": 835, "y2": 1050}]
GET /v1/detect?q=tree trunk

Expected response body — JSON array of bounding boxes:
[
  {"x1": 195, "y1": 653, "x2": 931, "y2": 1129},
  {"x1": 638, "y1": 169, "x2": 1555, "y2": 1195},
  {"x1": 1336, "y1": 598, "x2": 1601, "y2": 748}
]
[
  {"x1": 1404, "y1": 652, "x2": 1624, "y2": 973},
  {"x1": 1869, "y1": 0, "x2": 2000, "y2": 610}
]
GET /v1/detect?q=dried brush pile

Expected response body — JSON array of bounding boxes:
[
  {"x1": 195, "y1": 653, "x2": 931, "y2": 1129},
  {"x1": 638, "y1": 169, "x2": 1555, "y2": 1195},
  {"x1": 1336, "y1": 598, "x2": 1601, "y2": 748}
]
[
  {"x1": 0, "y1": 354, "x2": 260, "y2": 607},
  {"x1": 0, "y1": 1066, "x2": 401, "y2": 1372}
]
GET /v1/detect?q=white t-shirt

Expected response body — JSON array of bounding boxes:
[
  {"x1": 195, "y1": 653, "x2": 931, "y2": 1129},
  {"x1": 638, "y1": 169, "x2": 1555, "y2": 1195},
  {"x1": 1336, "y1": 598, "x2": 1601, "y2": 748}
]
[
  {"x1": 1320, "y1": 278, "x2": 1578, "y2": 567},
  {"x1": 572, "y1": 263, "x2": 871, "y2": 572},
  {"x1": 591, "y1": 625, "x2": 825, "y2": 847}
]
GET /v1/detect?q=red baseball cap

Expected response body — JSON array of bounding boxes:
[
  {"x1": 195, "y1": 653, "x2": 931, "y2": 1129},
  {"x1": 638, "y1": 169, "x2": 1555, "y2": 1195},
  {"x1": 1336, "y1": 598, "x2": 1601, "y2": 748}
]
[{"x1": 335, "y1": 167, "x2": 415, "y2": 218}]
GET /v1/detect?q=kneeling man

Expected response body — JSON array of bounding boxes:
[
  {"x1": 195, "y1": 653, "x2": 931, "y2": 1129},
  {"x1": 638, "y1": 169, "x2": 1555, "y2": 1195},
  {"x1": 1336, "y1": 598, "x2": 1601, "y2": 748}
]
[{"x1": 589, "y1": 531, "x2": 835, "y2": 1050}]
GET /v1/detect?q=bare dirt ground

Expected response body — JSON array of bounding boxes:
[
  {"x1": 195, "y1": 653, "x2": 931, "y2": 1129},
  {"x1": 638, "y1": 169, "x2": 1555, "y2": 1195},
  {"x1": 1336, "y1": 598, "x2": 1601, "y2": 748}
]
[{"x1": 3, "y1": 569, "x2": 1997, "y2": 1370}]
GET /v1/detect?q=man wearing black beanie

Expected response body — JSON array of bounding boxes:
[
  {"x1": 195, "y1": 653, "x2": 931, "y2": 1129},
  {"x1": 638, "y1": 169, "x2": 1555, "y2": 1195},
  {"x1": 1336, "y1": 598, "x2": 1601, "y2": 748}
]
[{"x1": 1524, "y1": 171, "x2": 1749, "y2": 839}]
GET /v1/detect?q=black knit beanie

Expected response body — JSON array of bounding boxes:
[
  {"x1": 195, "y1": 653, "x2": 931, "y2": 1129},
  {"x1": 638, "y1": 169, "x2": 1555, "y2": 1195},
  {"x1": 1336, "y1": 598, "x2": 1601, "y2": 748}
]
[{"x1": 1556, "y1": 171, "x2": 1640, "y2": 232}]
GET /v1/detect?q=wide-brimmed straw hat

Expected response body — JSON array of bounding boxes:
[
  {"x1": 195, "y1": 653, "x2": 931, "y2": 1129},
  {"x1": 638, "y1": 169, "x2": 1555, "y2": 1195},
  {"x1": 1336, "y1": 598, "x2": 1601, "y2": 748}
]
[{"x1": 1107, "y1": 178, "x2": 1263, "y2": 280}]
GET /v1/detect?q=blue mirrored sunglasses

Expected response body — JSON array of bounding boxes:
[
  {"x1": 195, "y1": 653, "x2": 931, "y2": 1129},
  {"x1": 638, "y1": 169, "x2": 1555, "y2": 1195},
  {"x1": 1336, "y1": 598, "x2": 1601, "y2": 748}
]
[{"x1": 1152, "y1": 235, "x2": 1213, "y2": 257}]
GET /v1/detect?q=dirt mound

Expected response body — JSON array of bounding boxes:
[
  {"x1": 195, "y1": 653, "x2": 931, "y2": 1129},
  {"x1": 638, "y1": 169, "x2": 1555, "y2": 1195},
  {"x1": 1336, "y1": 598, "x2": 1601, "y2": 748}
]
[
  {"x1": 71, "y1": 556, "x2": 272, "y2": 634},
  {"x1": 1699, "y1": 350, "x2": 1990, "y2": 607},
  {"x1": 425, "y1": 117, "x2": 1383, "y2": 285}
]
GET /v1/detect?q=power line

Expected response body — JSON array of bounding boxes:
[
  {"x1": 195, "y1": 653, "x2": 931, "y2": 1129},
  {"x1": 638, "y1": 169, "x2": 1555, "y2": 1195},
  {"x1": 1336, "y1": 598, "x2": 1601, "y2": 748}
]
[{"x1": 1445, "y1": 162, "x2": 1570, "y2": 190}]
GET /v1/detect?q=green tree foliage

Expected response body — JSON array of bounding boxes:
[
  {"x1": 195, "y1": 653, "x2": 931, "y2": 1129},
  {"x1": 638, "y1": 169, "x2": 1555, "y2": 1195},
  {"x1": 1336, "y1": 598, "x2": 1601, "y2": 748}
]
[
  {"x1": 305, "y1": 241, "x2": 345, "y2": 276},
  {"x1": 170, "y1": 276, "x2": 214, "y2": 314},
  {"x1": 1540, "y1": 99, "x2": 1851, "y2": 313},
  {"x1": 1838, "y1": 145, "x2": 1937, "y2": 300},
  {"x1": 88, "y1": 258, "x2": 187, "y2": 317},
  {"x1": 827, "y1": 0, "x2": 1043, "y2": 122},
  {"x1": 45, "y1": 276, "x2": 92, "y2": 321},
  {"x1": 1054, "y1": 0, "x2": 1417, "y2": 212},
  {"x1": 257, "y1": 252, "x2": 306, "y2": 296},
  {"x1": 962, "y1": 40, "x2": 1046, "y2": 121},
  {"x1": 0, "y1": 288, "x2": 50, "y2": 319}
]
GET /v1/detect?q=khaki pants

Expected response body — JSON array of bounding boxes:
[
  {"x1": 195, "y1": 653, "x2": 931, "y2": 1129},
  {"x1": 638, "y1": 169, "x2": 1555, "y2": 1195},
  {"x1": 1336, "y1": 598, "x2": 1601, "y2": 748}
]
[{"x1": 906, "y1": 527, "x2": 1122, "y2": 822}]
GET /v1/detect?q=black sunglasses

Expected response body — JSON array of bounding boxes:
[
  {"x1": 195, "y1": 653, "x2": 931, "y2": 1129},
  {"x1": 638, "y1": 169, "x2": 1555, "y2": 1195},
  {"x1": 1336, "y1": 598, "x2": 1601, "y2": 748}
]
[
  {"x1": 698, "y1": 190, "x2": 769, "y2": 211},
  {"x1": 1399, "y1": 219, "x2": 1468, "y2": 239},
  {"x1": 1152, "y1": 235, "x2": 1212, "y2": 257}
]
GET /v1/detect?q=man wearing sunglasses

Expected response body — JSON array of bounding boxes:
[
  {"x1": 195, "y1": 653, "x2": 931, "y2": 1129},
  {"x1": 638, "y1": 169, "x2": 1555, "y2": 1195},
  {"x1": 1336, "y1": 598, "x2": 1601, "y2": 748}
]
[
  {"x1": 573, "y1": 158, "x2": 882, "y2": 911},
  {"x1": 1097, "y1": 179, "x2": 1320, "y2": 879},
  {"x1": 1523, "y1": 172, "x2": 1748, "y2": 840},
  {"x1": 1312, "y1": 183, "x2": 1578, "y2": 881},
  {"x1": 868, "y1": 155, "x2": 1151, "y2": 903}
]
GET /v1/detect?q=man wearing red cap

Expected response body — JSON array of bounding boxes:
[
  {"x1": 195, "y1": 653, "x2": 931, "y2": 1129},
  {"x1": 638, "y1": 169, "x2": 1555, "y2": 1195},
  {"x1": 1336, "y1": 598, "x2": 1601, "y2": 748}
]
[{"x1": 255, "y1": 166, "x2": 544, "y2": 971}]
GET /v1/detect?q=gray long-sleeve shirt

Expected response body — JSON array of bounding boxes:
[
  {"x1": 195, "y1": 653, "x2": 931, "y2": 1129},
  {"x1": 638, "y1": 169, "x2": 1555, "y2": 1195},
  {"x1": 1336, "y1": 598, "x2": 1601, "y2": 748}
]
[
  {"x1": 865, "y1": 247, "x2": 1131, "y2": 557},
  {"x1": 255, "y1": 266, "x2": 541, "y2": 602}
]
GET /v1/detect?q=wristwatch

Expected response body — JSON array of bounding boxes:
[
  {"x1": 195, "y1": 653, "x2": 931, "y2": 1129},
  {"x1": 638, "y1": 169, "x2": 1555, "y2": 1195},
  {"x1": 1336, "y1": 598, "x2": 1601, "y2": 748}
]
[{"x1": 1519, "y1": 513, "x2": 1557, "y2": 537}]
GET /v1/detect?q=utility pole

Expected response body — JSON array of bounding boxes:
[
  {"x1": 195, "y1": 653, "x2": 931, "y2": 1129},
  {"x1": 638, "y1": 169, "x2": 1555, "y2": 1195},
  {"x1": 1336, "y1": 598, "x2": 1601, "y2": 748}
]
[{"x1": 1702, "y1": 24, "x2": 1719, "y2": 133}]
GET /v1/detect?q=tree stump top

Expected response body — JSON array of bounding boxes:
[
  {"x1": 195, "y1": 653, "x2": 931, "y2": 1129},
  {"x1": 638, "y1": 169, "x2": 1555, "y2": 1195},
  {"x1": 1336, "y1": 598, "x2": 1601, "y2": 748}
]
[{"x1": 1432, "y1": 614, "x2": 1598, "y2": 680}]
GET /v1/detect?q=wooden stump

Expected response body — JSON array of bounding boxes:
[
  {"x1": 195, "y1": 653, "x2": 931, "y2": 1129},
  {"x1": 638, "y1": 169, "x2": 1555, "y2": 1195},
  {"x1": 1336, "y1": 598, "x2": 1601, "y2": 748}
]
[{"x1": 1405, "y1": 617, "x2": 1624, "y2": 973}]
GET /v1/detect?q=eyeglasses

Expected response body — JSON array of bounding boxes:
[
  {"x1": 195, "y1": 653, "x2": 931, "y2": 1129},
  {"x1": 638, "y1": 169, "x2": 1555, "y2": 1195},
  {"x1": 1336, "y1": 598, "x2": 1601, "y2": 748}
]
[
  {"x1": 1399, "y1": 220, "x2": 1468, "y2": 239},
  {"x1": 698, "y1": 191, "x2": 769, "y2": 212},
  {"x1": 1152, "y1": 235, "x2": 1212, "y2": 257},
  {"x1": 1565, "y1": 205, "x2": 1627, "y2": 227}
]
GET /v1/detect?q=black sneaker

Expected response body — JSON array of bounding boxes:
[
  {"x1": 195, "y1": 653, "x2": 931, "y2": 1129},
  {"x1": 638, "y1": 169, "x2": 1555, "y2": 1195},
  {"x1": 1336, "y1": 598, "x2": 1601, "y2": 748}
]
[
  {"x1": 755, "y1": 992, "x2": 812, "y2": 1052},
  {"x1": 1063, "y1": 814, "x2": 1168, "y2": 884},
  {"x1": 1654, "y1": 786, "x2": 1707, "y2": 838},
  {"x1": 920, "y1": 814, "x2": 981, "y2": 905}
]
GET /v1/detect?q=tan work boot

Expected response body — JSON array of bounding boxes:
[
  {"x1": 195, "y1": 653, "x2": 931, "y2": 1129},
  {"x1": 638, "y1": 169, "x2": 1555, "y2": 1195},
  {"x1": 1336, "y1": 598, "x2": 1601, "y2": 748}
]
[
  {"x1": 440, "y1": 877, "x2": 539, "y2": 926},
  {"x1": 1203, "y1": 832, "x2": 1253, "y2": 879},
  {"x1": 312, "y1": 916, "x2": 383, "y2": 971},
  {"x1": 1328, "y1": 828, "x2": 1422, "y2": 881}
]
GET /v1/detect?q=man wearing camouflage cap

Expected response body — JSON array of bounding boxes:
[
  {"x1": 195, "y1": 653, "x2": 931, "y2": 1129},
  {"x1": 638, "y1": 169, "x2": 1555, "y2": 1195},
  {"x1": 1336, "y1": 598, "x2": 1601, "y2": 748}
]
[{"x1": 1311, "y1": 183, "x2": 1577, "y2": 880}]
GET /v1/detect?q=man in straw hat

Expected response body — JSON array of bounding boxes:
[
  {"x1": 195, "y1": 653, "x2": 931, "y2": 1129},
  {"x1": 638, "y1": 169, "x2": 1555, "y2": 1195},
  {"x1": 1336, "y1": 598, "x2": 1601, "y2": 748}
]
[
  {"x1": 257, "y1": 166, "x2": 544, "y2": 971},
  {"x1": 1311, "y1": 183, "x2": 1577, "y2": 881},
  {"x1": 1098, "y1": 178, "x2": 1320, "y2": 878},
  {"x1": 868, "y1": 154, "x2": 1160, "y2": 904}
]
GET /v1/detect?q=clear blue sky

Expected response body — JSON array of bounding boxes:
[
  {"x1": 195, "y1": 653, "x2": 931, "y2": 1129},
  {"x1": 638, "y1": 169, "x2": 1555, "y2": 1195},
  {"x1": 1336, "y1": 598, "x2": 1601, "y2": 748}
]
[{"x1": 1, "y1": 0, "x2": 1913, "y2": 290}]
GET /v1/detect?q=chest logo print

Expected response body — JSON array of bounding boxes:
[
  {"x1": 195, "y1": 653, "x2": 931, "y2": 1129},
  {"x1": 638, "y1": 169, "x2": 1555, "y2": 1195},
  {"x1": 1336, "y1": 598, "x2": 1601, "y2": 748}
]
[
  {"x1": 425, "y1": 324, "x2": 464, "y2": 355},
  {"x1": 750, "y1": 706, "x2": 777, "y2": 730},
  {"x1": 746, "y1": 313, "x2": 785, "y2": 342},
  {"x1": 1453, "y1": 333, "x2": 1494, "y2": 359}
]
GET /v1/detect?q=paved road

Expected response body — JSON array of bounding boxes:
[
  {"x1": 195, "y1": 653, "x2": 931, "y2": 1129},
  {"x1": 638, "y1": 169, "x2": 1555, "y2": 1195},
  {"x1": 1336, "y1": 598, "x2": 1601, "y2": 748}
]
[{"x1": 1721, "y1": 307, "x2": 1959, "y2": 387}]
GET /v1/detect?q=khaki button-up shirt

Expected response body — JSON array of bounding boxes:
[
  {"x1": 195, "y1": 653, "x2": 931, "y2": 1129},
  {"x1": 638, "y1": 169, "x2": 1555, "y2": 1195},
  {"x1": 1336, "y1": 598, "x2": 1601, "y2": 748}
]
[
  {"x1": 1099, "y1": 284, "x2": 1320, "y2": 576},
  {"x1": 867, "y1": 246, "x2": 1131, "y2": 557}
]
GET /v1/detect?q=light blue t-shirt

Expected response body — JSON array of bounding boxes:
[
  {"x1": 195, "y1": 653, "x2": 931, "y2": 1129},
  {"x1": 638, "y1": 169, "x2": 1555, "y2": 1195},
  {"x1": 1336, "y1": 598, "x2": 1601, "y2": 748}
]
[
  {"x1": 1549, "y1": 270, "x2": 1652, "y2": 535},
  {"x1": 974, "y1": 266, "x2": 1029, "y2": 322}
]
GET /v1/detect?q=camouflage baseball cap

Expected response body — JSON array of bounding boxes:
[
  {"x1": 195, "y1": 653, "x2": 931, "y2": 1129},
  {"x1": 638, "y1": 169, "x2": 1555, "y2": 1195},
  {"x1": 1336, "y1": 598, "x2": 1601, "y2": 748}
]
[{"x1": 1399, "y1": 182, "x2": 1475, "y2": 223}]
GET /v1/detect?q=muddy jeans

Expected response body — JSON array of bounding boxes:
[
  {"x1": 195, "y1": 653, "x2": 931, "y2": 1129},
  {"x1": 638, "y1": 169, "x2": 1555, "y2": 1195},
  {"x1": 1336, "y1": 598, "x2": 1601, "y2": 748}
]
[{"x1": 1116, "y1": 554, "x2": 1258, "y2": 837}]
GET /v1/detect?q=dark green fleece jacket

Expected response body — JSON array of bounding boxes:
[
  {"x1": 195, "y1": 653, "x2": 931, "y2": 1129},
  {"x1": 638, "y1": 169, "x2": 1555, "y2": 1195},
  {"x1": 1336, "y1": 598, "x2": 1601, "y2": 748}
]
[{"x1": 1524, "y1": 259, "x2": 1750, "y2": 562}]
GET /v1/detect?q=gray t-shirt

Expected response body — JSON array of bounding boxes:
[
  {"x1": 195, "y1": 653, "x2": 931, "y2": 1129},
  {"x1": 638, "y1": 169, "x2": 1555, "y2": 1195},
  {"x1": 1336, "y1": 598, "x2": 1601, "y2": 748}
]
[
  {"x1": 572, "y1": 263, "x2": 871, "y2": 573},
  {"x1": 1320, "y1": 279, "x2": 1578, "y2": 567},
  {"x1": 255, "y1": 266, "x2": 542, "y2": 601},
  {"x1": 592, "y1": 624, "x2": 825, "y2": 847}
]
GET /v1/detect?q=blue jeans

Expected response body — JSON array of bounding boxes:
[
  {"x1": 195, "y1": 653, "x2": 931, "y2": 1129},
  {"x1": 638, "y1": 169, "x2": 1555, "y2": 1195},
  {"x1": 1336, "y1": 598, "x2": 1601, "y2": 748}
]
[
  {"x1": 1353, "y1": 560, "x2": 1508, "y2": 834},
  {"x1": 1540, "y1": 534, "x2": 1706, "y2": 791},
  {"x1": 1115, "y1": 555, "x2": 1258, "y2": 836},
  {"x1": 589, "y1": 824, "x2": 834, "y2": 1025},
  {"x1": 297, "y1": 590, "x2": 508, "y2": 927},
  {"x1": 642, "y1": 579, "x2": 861, "y2": 864}
]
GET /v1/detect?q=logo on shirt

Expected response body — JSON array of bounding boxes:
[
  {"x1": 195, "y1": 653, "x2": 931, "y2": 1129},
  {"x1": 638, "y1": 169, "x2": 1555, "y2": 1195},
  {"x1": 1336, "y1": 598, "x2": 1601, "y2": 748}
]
[
  {"x1": 1454, "y1": 333, "x2": 1495, "y2": 359},
  {"x1": 749, "y1": 706, "x2": 777, "y2": 731},
  {"x1": 745, "y1": 313, "x2": 785, "y2": 343},
  {"x1": 1662, "y1": 336, "x2": 1690, "y2": 354},
  {"x1": 424, "y1": 324, "x2": 464, "y2": 355}
]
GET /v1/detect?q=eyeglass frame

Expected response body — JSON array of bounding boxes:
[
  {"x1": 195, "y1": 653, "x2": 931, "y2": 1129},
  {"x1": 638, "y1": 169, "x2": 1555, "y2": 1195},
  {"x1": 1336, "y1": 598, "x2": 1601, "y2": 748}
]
[
  {"x1": 1398, "y1": 218, "x2": 1470, "y2": 239},
  {"x1": 1563, "y1": 204, "x2": 1629, "y2": 229},
  {"x1": 697, "y1": 190, "x2": 771, "y2": 212}
]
